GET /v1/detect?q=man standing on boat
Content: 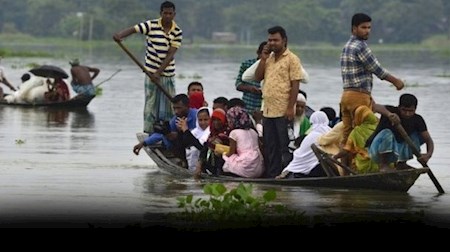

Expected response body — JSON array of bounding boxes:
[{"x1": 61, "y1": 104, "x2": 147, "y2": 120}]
[
  {"x1": 367, "y1": 94, "x2": 434, "y2": 172},
  {"x1": 69, "y1": 58, "x2": 100, "y2": 97},
  {"x1": 0, "y1": 57, "x2": 17, "y2": 99},
  {"x1": 339, "y1": 13, "x2": 404, "y2": 149},
  {"x1": 254, "y1": 26, "x2": 303, "y2": 178},
  {"x1": 113, "y1": 1, "x2": 182, "y2": 133}
]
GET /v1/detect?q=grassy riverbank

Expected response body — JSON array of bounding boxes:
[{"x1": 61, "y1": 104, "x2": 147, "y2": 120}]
[{"x1": 1, "y1": 33, "x2": 449, "y2": 59}]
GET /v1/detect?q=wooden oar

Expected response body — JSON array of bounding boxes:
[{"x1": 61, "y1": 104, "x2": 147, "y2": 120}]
[
  {"x1": 394, "y1": 123, "x2": 444, "y2": 193},
  {"x1": 114, "y1": 40, "x2": 173, "y2": 100},
  {"x1": 95, "y1": 69, "x2": 122, "y2": 88}
]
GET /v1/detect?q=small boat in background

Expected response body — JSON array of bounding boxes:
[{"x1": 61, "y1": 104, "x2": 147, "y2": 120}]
[{"x1": 0, "y1": 94, "x2": 95, "y2": 108}]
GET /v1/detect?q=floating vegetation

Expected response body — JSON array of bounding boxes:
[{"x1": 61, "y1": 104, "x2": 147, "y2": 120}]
[
  {"x1": 15, "y1": 139, "x2": 26, "y2": 145},
  {"x1": 95, "y1": 86, "x2": 103, "y2": 96},
  {"x1": 10, "y1": 62, "x2": 40, "y2": 70},
  {"x1": 192, "y1": 73, "x2": 202, "y2": 79},
  {"x1": 177, "y1": 73, "x2": 202, "y2": 80}
]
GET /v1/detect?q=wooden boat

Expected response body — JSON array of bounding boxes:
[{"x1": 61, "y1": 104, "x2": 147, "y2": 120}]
[
  {"x1": 0, "y1": 94, "x2": 95, "y2": 108},
  {"x1": 136, "y1": 133, "x2": 429, "y2": 192}
]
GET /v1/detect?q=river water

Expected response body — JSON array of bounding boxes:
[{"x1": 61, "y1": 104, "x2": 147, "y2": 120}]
[{"x1": 0, "y1": 48, "x2": 449, "y2": 228}]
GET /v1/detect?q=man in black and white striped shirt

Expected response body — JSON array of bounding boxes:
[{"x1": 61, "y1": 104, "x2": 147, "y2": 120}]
[{"x1": 114, "y1": 1, "x2": 183, "y2": 133}]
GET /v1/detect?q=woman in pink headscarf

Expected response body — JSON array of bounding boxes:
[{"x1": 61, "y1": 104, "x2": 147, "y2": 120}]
[{"x1": 222, "y1": 106, "x2": 264, "y2": 178}]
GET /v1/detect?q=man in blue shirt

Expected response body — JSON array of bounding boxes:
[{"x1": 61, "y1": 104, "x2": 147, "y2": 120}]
[{"x1": 133, "y1": 94, "x2": 197, "y2": 168}]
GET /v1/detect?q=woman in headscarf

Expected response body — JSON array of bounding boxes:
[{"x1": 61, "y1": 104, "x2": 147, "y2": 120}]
[
  {"x1": 195, "y1": 108, "x2": 229, "y2": 176},
  {"x1": 316, "y1": 121, "x2": 346, "y2": 175},
  {"x1": 277, "y1": 111, "x2": 331, "y2": 178},
  {"x1": 178, "y1": 107, "x2": 211, "y2": 171},
  {"x1": 222, "y1": 106, "x2": 264, "y2": 178},
  {"x1": 336, "y1": 105, "x2": 379, "y2": 173}
]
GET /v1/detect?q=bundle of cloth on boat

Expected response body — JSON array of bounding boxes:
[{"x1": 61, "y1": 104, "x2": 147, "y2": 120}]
[{"x1": 4, "y1": 75, "x2": 69, "y2": 103}]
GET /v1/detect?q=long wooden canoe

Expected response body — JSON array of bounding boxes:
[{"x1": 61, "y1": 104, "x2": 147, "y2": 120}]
[
  {"x1": 136, "y1": 133, "x2": 428, "y2": 192},
  {"x1": 0, "y1": 94, "x2": 95, "y2": 108}
]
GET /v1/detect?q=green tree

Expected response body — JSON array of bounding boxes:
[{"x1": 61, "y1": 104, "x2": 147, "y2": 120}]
[{"x1": 25, "y1": 0, "x2": 76, "y2": 37}]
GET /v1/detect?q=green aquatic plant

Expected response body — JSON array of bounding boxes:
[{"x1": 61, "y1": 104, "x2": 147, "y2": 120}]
[
  {"x1": 95, "y1": 86, "x2": 103, "y2": 96},
  {"x1": 192, "y1": 73, "x2": 202, "y2": 79},
  {"x1": 172, "y1": 182, "x2": 305, "y2": 230},
  {"x1": 15, "y1": 139, "x2": 26, "y2": 144}
]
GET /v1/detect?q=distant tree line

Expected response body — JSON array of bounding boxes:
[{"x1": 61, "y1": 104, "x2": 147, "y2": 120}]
[{"x1": 0, "y1": 0, "x2": 449, "y2": 44}]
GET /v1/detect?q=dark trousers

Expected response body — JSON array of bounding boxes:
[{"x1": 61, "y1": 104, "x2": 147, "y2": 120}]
[
  {"x1": 286, "y1": 164, "x2": 327, "y2": 178},
  {"x1": 263, "y1": 116, "x2": 292, "y2": 178}
]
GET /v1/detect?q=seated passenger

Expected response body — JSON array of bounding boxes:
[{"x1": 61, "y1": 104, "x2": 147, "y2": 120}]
[
  {"x1": 276, "y1": 111, "x2": 331, "y2": 179},
  {"x1": 133, "y1": 94, "x2": 198, "y2": 168},
  {"x1": 187, "y1": 81, "x2": 208, "y2": 107},
  {"x1": 288, "y1": 92, "x2": 311, "y2": 150},
  {"x1": 212, "y1": 96, "x2": 228, "y2": 111},
  {"x1": 44, "y1": 78, "x2": 70, "y2": 102},
  {"x1": 317, "y1": 121, "x2": 345, "y2": 175},
  {"x1": 320, "y1": 106, "x2": 341, "y2": 128},
  {"x1": 178, "y1": 107, "x2": 211, "y2": 171},
  {"x1": 195, "y1": 108, "x2": 229, "y2": 176},
  {"x1": 335, "y1": 105, "x2": 379, "y2": 174},
  {"x1": 367, "y1": 94, "x2": 433, "y2": 172},
  {"x1": 222, "y1": 106, "x2": 264, "y2": 178},
  {"x1": 188, "y1": 91, "x2": 205, "y2": 109}
]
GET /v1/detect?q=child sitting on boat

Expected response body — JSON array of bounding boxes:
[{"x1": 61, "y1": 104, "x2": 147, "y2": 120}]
[{"x1": 222, "y1": 106, "x2": 264, "y2": 178}]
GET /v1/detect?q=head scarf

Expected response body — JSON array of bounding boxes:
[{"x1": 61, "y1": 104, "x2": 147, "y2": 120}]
[
  {"x1": 347, "y1": 105, "x2": 378, "y2": 150},
  {"x1": 309, "y1": 111, "x2": 331, "y2": 135},
  {"x1": 210, "y1": 108, "x2": 226, "y2": 128},
  {"x1": 189, "y1": 92, "x2": 205, "y2": 109},
  {"x1": 226, "y1": 106, "x2": 253, "y2": 130},
  {"x1": 192, "y1": 107, "x2": 211, "y2": 144},
  {"x1": 346, "y1": 105, "x2": 379, "y2": 173},
  {"x1": 354, "y1": 105, "x2": 377, "y2": 126},
  {"x1": 207, "y1": 108, "x2": 229, "y2": 148}
]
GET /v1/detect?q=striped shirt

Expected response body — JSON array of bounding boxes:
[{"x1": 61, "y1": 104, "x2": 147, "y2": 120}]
[
  {"x1": 235, "y1": 58, "x2": 262, "y2": 113},
  {"x1": 340, "y1": 35, "x2": 389, "y2": 93},
  {"x1": 135, "y1": 18, "x2": 182, "y2": 77}
]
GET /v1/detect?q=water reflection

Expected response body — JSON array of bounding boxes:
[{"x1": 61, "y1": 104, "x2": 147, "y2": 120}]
[
  {"x1": 44, "y1": 107, "x2": 96, "y2": 132},
  {"x1": 45, "y1": 108, "x2": 69, "y2": 126},
  {"x1": 69, "y1": 108, "x2": 95, "y2": 130}
]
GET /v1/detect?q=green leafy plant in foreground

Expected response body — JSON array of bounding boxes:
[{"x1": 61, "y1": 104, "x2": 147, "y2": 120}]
[{"x1": 173, "y1": 182, "x2": 305, "y2": 229}]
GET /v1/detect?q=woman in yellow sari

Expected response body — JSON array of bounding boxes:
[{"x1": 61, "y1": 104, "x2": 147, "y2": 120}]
[{"x1": 339, "y1": 105, "x2": 379, "y2": 173}]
